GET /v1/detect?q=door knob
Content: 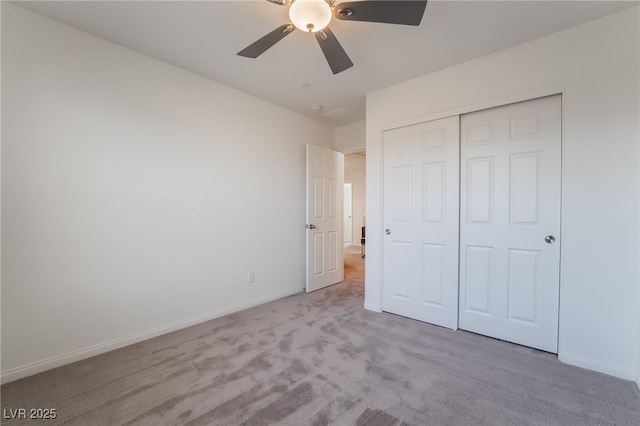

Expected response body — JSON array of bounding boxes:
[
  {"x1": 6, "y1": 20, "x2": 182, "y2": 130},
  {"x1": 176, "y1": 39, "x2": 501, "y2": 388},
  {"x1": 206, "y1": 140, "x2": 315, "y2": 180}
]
[
  {"x1": 385, "y1": 229, "x2": 391, "y2": 235},
  {"x1": 545, "y1": 235, "x2": 556, "y2": 244},
  {"x1": 306, "y1": 224, "x2": 316, "y2": 229}
]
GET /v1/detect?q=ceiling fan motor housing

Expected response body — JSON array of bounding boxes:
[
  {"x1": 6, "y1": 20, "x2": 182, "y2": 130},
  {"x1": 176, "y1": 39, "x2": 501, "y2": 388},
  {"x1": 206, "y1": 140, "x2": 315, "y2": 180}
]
[{"x1": 289, "y1": 0, "x2": 332, "y2": 33}]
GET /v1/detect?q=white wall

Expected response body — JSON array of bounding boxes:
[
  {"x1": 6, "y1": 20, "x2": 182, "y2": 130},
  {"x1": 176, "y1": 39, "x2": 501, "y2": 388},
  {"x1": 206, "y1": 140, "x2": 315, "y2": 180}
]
[
  {"x1": 345, "y1": 166, "x2": 366, "y2": 246},
  {"x1": 1, "y1": 3, "x2": 334, "y2": 382},
  {"x1": 366, "y1": 7, "x2": 639, "y2": 381},
  {"x1": 335, "y1": 121, "x2": 366, "y2": 153},
  {"x1": 0, "y1": 2, "x2": 3, "y2": 377},
  {"x1": 637, "y1": 1, "x2": 640, "y2": 387}
]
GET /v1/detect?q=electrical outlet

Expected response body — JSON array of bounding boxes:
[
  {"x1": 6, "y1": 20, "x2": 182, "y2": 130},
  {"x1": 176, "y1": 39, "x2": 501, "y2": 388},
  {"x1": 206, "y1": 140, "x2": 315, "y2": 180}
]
[{"x1": 248, "y1": 272, "x2": 255, "y2": 283}]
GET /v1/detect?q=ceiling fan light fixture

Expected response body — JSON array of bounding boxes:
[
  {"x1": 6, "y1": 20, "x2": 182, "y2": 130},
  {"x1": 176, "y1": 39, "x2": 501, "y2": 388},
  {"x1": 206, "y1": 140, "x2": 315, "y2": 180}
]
[{"x1": 289, "y1": 0, "x2": 332, "y2": 33}]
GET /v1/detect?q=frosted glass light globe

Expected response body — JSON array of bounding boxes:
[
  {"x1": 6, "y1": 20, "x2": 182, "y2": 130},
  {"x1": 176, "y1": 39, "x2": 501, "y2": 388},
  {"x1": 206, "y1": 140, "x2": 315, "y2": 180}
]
[{"x1": 289, "y1": 0, "x2": 332, "y2": 33}]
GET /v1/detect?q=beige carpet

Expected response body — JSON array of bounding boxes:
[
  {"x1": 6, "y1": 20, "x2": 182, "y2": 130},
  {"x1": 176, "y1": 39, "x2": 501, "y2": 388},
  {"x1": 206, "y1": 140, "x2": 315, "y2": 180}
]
[{"x1": 2, "y1": 248, "x2": 639, "y2": 425}]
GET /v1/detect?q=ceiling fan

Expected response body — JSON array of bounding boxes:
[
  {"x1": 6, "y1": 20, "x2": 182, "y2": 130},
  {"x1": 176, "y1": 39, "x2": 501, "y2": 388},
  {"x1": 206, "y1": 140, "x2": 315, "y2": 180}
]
[{"x1": 237, "y1": 0, "x2": 428, "y2": 75}]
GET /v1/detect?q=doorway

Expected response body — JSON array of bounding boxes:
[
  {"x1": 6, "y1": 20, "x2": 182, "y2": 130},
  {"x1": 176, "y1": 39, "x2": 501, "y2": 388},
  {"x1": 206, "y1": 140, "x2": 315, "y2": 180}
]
[{"x1": 344, "y1": 151, "x2": 366, "y2": 279}]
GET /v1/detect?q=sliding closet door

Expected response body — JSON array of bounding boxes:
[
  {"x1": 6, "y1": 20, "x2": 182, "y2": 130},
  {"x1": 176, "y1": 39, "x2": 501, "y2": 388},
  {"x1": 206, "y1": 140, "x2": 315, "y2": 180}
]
[
  {"x1": 459, "y1": 95, "x2": 561, "y2": 353},
  {"x1": 382, "y1": 116, "x2": 459, "y2": 329}
]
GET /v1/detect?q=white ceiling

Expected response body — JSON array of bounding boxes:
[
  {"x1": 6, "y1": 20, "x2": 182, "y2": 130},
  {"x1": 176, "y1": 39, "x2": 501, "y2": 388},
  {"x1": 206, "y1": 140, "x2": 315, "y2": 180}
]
[{"x1": 13, "y1": 0, "x2": 638, "y2": 127}]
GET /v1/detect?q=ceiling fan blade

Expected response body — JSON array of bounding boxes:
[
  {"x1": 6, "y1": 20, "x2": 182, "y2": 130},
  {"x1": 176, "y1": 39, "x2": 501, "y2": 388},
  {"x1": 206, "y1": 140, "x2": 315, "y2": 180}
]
[
  {"x1": 237, "y1": 24, "x2": 294, "y2": 58},
  {"x1": 334, "y1": 0, "x2": 428, "y2": 26},
  {"x1": 315, "y1": 28, "x2": 354, "y2": 75}
]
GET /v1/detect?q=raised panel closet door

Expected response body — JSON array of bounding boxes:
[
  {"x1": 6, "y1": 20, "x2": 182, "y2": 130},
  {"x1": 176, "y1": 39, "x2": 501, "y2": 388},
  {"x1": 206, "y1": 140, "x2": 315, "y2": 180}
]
[
  {"x1": 382, "y1": 116, "x2": 460, "y2": 329},
  {"x1": 459, "y1": 95, "x2": 562, "y2": 353}
]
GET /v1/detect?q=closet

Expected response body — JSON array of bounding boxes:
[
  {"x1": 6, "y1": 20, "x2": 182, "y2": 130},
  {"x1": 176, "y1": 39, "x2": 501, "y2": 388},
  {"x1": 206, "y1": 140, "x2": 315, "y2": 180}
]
[{"x1": 382, "y1": 95, "x2": 561, "y2": 352}]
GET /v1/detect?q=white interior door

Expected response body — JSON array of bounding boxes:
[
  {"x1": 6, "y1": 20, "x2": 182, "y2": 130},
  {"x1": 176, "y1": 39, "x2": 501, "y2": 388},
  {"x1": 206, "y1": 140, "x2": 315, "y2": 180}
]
[
  {"x1": 382, "y1": 116, "x2": 460, "y2": 329},
  {"x1": 306, "y1": 144, "x2": 344, "y2": 292},
  {"x1": 344, "y1": 183, "x2": 353, "y2": 245},
  {"x1": 459, "y1": 95, "x2": 561, "y2": 353}
]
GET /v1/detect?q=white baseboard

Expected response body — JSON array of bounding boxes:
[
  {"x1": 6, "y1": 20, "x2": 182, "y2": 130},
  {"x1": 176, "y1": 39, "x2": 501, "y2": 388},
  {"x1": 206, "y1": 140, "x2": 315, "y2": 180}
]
[
  {"x1": 559, "y1": 351, "x2": 636, "y2": 381},
  {"x1": 363, "y1": 302, "x2": 382, "y2": 313},
  {"x1": 1, "y1": 286, "x2": 304, "y2": 384}
]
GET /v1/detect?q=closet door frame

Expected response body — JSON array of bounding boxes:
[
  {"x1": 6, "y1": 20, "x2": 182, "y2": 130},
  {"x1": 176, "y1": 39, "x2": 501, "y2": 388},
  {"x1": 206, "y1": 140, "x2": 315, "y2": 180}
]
[{"x1": 379, "y1": 92, "x2": 563, "y2": 353}]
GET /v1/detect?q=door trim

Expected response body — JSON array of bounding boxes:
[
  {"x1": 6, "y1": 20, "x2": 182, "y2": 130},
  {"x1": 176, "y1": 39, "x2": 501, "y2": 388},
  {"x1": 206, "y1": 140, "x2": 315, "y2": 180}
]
[{"x1": 378, "y1": 86, "x2": 565, "y2": 134}]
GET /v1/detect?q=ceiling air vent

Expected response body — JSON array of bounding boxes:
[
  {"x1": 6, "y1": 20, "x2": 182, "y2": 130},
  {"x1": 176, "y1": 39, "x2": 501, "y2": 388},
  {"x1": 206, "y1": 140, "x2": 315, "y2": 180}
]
[{"x1": 322, "y1": 107, "x2": 355, "y2": 122}]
